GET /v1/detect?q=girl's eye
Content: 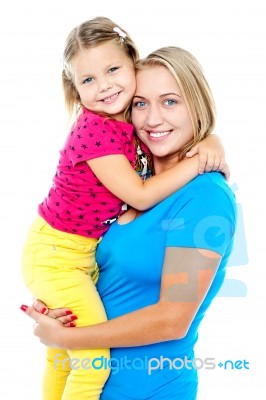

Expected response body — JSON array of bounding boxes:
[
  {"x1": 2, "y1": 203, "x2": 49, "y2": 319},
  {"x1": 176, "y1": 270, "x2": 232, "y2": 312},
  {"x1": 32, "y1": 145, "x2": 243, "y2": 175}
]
[
  {"x1": 108, "y1": 67, "x2": 119, "y2": 74},
  {"x1": 133, "y1": 101, "x2": 147, "y2": 108},
  {"x1": 83, "y1": 77, "x2": 93, "y2": 84},
  {"x1": 164, "y1": 99, "x2": 177, "y2": 106}
]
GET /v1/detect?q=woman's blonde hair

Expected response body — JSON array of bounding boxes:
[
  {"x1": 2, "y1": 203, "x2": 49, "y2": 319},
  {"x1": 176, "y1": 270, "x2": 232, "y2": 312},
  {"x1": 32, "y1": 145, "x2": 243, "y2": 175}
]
[
  {"x1": 135, "y1": 47, "x2": 216, "y2": 159},
  {"x1": 62, "y1": 16, "x2": 139, "y2": 118}
]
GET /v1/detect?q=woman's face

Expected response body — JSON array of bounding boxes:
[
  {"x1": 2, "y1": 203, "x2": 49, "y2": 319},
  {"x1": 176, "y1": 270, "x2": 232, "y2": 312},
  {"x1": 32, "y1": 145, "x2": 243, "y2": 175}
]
[{"x1": 131, "y1": 65, "x2": 193, "y2": 161}]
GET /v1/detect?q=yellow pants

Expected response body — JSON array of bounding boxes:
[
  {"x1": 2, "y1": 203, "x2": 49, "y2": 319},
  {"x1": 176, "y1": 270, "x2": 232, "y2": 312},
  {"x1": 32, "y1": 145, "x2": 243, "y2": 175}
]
[{"x1": 21, "y1": 216, "x2": 110, "y2": 400}]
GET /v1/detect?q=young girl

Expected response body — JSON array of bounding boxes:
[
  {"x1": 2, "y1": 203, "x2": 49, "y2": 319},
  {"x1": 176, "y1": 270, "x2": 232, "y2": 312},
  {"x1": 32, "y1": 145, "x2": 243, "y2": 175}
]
[{"x1": 21, "y1": 17, "x2": 226, "y2": 400}]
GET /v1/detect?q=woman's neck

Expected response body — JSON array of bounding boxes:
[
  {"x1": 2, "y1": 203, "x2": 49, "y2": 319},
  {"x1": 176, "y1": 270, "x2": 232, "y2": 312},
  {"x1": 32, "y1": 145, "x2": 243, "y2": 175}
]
[{"x1": 153, "y1": 155, "x2": 180, "y2": 175}]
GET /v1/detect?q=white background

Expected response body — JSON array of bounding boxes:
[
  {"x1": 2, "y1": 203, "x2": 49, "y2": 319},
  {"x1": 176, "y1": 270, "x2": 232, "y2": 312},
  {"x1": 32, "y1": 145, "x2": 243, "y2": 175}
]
[{"x1": 0, "y1": 0, "x2": 265, "y2": 398}]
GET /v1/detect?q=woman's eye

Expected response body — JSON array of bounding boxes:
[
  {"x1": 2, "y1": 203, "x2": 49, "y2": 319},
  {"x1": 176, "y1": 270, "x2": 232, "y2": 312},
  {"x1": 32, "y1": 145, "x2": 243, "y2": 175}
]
[
  {"x1": 83, "y1": 77, "x2": 93, "y2": 84},
  {"x1": 133, "y1": 101, "x2": 147, "y2": 108},
  {"x1": 164, "y1": 99, "x2": 177, "y2": 106}
]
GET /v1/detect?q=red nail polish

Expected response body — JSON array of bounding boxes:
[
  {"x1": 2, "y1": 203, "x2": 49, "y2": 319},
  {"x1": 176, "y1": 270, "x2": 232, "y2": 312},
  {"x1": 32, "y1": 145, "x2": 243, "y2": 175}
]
[
  {"x1": 41, "y1": 308, "x2": 47, "y2": 314},
  {"x1": 66, "y1": 310, "x2": 73, "y2": 315},
  {"x1": 69, "y1": 322, "x2": 76, "y2": 327},
  {"x1": 20, "y1": 305, "x2": 28, "y2": 312},
  {"x1": 71, "y1": 315, "x2": 77, "y2": 321}
]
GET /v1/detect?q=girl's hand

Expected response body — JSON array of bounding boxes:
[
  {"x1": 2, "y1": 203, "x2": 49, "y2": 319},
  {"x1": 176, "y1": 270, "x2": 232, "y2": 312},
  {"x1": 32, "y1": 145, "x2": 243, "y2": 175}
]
[
  {"x1": 186, "y1": 134, "x2": 230, "y2": 180},
  {"x1": 31, "y1": 299, "x2": 78, "y2": 327}
]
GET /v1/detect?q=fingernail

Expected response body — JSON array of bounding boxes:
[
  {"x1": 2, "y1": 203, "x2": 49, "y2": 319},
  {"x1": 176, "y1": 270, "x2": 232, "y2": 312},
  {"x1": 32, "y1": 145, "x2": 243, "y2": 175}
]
[
  {"x1": 41, "y1": 307, "x2": 47, "y2": 314},
  {"x1": 20, "y1": 305, "x2": 28, "y2": 312},
  {"x1": 69, "y1": 322, "x2": 76, "y2": 327},
  {"x1": 66, "y1": 310, "x2": 73, "y2": 315},
  {"x1": 71, "y1": 315, "x2": 78, "y2": 321}
]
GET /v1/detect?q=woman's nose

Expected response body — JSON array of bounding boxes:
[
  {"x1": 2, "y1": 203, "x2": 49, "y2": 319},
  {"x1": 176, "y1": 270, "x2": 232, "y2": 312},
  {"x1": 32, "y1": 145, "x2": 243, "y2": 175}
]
[{"x1": 146, "y1": 105, "x2": 164, "y2": 126}]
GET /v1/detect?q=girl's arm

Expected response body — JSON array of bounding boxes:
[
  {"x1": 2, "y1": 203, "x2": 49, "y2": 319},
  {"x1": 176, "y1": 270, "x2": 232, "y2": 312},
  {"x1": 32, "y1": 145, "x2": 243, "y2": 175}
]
[
  {"x1": 87, "y1": 134, "x2": 227, "y2": 211},
  {"x1": 21, "y1": 247, "x2": 221, "y2": 349}
]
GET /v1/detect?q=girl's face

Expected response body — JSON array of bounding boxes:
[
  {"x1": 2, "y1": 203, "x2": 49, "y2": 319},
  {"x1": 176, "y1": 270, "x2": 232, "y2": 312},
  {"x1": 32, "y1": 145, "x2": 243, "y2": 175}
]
[
  {"x1": 131, "y1": 65, "x2": 193, "y2": 162},
  {"x1": 72, "y1": 41, "x2": 136, "y2": 121}
]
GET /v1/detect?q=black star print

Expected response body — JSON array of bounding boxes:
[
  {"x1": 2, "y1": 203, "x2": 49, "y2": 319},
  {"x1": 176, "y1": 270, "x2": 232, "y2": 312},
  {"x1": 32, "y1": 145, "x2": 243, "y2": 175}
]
[
  {"x1": 95, "y1": 141, "x2": 101, "y2": 147},
  {"x1": 81, "y1": 144, "x2": 88, "y2": 149}
]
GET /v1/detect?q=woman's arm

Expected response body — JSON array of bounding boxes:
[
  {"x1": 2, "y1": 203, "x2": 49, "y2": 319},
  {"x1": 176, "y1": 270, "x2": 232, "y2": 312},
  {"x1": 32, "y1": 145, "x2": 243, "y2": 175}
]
[{"x1": 21, "y1": 247, "x2": 221, "y2": 350}]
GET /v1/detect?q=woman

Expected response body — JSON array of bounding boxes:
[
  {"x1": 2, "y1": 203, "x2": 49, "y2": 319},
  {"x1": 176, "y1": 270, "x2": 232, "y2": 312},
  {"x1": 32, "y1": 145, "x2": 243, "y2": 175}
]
[{"x1": 22, "y1": 46, "x2": 236, "y2": 399}]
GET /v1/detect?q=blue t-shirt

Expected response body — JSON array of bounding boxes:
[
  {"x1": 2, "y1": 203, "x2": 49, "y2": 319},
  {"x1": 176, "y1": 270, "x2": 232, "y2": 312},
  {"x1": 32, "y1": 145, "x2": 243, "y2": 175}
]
[{"x1": 96, "y1": 172, "x2": 236, "y2": 392}]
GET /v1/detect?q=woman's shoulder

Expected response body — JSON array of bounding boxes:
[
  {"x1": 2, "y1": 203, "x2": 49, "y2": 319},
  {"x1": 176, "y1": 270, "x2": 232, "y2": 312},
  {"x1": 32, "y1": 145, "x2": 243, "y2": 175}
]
[
  {"x1": 192, "y1": 172, "x2": 235, "y2": 201},
  {"x1": 164, "y1": 172, "x2": 236, "y2": 212}
]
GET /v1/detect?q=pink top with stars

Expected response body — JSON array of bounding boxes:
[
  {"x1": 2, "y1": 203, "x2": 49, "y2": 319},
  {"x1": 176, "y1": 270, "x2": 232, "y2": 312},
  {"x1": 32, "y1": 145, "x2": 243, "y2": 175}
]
[{"x1": 38, "y1": 108, "x2": 141, "y2": 238}]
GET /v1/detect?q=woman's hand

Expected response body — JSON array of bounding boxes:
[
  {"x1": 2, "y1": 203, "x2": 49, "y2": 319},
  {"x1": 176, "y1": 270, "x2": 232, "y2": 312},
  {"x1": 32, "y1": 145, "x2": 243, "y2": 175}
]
[
  {"x1": 20, "y1": 305, "x2": 67, "y2": 347},
  {"x1": 31, "y1": 299, "x2": 78, "y2": 327},
  {"x1": 186, "y1": 134, "x2": 230, "y2": 180},
  {"x1": 20, "y1": 302, "x2": 78, "y2": 348}
]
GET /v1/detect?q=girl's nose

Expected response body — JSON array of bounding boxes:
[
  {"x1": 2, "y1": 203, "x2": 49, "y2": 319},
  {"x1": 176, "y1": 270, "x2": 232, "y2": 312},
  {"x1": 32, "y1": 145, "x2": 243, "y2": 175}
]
[{"x1": 99, "y1": 78, "x2": 113, "y2": 93}]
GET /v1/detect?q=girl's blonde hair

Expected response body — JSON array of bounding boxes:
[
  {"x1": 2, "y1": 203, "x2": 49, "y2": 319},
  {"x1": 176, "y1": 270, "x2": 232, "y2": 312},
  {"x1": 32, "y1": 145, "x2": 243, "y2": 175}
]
[
  {"x1": 62, "y1": 16, "x2": 139, "y2": 118},
  {"x1": 135, "y1": 47, "x2": 216, "y2": 159}
]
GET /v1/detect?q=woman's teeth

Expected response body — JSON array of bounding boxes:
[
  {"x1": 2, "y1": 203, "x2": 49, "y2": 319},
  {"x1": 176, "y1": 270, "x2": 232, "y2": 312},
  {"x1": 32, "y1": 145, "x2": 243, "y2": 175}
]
[{"x1": 150, "y1": 131, "x2": 169, "y2": 138}]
